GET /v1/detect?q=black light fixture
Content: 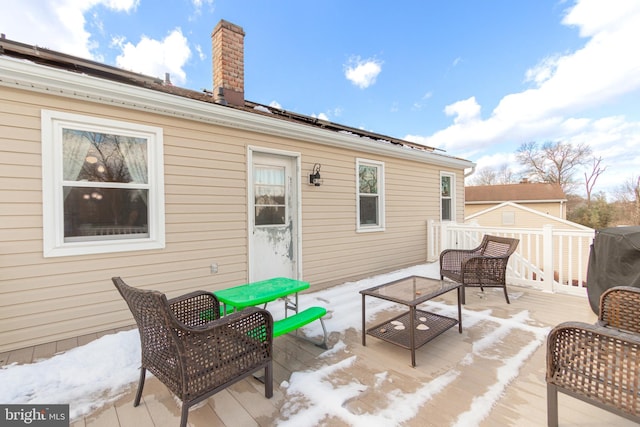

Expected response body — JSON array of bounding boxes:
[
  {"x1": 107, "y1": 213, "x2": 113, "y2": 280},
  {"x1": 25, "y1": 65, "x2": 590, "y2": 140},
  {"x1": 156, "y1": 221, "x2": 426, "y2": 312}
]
[{"x1": 309, "y1": 163, "x2": 322, "y2": 186}]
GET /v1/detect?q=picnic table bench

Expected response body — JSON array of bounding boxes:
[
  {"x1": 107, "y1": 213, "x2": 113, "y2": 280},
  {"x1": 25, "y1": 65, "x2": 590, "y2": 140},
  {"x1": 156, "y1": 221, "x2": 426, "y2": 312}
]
[{"x1": 214, "y1": 277, "x2": 328, "y2": 348}]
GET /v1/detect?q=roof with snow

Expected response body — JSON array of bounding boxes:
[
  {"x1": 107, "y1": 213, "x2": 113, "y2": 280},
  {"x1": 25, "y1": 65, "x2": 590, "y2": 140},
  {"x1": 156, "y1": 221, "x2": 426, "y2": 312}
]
[{"x1": 0, "y1": 36, "x2": 464, "y2": 161}]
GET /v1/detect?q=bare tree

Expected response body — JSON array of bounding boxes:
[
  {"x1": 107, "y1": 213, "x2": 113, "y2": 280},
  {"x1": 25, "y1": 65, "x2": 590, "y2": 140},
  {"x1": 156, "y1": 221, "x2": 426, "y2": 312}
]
[
  {"x1": 467, "y1": 165, "x2": 518, "y2": 186},
  {"x1": 496, "y1": 164, "x2": 518, "y2": 184},
  {"x1": 516, "y1": 141, "x2": 592, "y2": 192},
  {"x1": 468, "y1": 167, "x2": 497, "y2": 185},
  {"x1": 584, "y1": 156, "x2": 606, "y2": 206},
  {"x1": 615, "y1": 176, "x2": 640, "y2": 225}
]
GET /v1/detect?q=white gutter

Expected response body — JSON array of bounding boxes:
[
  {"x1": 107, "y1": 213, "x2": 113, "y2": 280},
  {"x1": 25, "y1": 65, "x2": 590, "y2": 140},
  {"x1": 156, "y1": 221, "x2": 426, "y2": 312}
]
[{"x1": 0, "y1": 56, "x2": 474, "y2": 170}]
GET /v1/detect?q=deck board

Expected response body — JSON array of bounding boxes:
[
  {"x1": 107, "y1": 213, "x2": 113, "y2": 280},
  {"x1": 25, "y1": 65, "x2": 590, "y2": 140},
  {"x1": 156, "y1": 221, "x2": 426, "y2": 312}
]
[{"x1": 2, "y1": 284, "x2": 637, "y2": 427}]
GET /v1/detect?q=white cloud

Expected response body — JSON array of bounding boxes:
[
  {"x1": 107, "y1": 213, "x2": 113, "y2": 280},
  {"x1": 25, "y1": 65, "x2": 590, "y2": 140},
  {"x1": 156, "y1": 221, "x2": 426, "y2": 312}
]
[
  {"x1": 312, "y1": 112, "x2": 329, "y2": 121},
  {"x1": 0, "y1": 0, "x2": 138, "y2": 59},
  {"x1": 524, "y1": 54, "x2": 561, "y2": 86},
  {"x1": 109, "y1": 35, "x2": 126, "y2": 48},
  {"x1": 189, "y1": 0, "x2": 214, "y2": 20},
  {"x1": 467, "y1": 152, "x2": 527, "y2": 182},
  {"x1": 411, "y1": 92, "x2": 433, "y2": 111},
  {"x1": 344, "y1": 56, "x2": 383, "y2": 89},
  {"x1": 561, "y1": 0, "x2": 638, "y2": 37},
  {"x1": 116, "y1": 29, "x2": 191, "y2": 84},
  {"x1": 444, "y1": 97, "x2": 482, "y2": 124},
  {"x1": 195, "y1": 44, "x2": 206, "y2": 61},
  {"x1": 329, "y1": 107, "x2": 343, "y2": 117},
  {"x1": 191, "y1": 0, "x2": 214, "y2": 13},
  {"x1": 406, "y1": 0, "x2": 640, "y2": 194}
]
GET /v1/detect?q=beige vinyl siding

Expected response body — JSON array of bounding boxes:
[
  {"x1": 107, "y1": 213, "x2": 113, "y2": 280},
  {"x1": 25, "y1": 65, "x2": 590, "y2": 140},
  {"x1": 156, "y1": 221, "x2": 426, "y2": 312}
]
[
  {"x1": 466, "y1": 204, "x2": 572, "y2": 229},
  {"x1": 300, "y1": 149, "x2": 451, "y2": 287},
  {"x1": 0, "y1": 85, "x2": 466, "y2": 352},
  {"x1": 465, "y1": 204, "x2": 487, "y2": 218}
]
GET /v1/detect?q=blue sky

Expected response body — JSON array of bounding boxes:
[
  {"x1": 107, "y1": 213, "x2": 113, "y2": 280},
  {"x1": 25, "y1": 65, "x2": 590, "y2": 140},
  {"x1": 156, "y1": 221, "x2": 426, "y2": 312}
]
[{"x1": 2, "y1": 0, "x2": 640, "y2": 197}]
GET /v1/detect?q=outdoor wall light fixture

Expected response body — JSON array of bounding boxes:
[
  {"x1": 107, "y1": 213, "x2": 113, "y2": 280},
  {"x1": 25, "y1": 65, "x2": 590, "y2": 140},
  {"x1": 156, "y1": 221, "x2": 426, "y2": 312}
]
[{"x1": 309, "y1": 163, "x2": 322, "y2": 186}]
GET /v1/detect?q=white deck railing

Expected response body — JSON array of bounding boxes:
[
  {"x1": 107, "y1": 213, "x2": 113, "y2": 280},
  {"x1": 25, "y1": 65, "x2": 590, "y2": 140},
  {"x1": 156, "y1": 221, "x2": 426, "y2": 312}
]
[{"x1": 427, "y1": 221, "x2": 595, "y2": 297}]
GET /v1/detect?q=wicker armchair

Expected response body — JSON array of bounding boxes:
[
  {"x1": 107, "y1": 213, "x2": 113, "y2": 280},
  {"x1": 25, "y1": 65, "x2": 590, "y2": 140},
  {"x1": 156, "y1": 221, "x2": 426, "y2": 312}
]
[
  {"x1": 113, "y1": 277, "x2": 273, "y2": 427},
  {"x1": 546, "y1": 286, "x2": 640, "y2": 426},
  {"x1": 439, "y1": 235, "x2": 519, "y2": 304}
]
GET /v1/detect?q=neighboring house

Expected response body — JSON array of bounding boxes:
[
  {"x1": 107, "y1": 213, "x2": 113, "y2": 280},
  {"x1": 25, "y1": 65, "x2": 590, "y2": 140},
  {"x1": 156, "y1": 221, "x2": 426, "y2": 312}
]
[
  {"x1": 0, "y1": 21, "x2": 474, "y2": 352},
  {"x1": 465, "y1": 181, "x2": 567, "y2": 222},
  {"x1": 466, "y1": 201, "x2": 582, "y2": 231},
  {"x1": 465, "y1": 201, "x2": 593, "y2": 288}
]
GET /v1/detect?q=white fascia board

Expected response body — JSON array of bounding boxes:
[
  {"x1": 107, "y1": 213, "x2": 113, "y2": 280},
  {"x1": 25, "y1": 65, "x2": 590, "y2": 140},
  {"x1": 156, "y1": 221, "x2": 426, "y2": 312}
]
[{"x1": 0, "y1": 56, "x2": 474, "y2": 170}]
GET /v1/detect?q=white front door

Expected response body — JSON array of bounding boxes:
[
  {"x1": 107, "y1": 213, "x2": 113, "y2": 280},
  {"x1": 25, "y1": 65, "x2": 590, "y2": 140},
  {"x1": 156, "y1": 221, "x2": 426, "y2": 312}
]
[{"x1": 248, "y1": 150, "x2": 299, "y2": 282}]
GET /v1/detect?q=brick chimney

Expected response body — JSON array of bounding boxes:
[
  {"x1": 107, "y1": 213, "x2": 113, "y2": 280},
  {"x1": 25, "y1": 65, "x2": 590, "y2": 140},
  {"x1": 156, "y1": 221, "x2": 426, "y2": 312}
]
[{"x1": 212, "y1": 20, "x2": 245, "y2": 107}]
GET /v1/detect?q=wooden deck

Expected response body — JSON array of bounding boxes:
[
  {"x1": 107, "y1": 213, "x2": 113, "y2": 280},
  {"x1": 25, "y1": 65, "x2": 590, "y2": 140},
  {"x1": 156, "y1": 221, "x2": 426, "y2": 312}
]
[{"x1": 2, "y1": 285, "x2": 637, "y2": 427}]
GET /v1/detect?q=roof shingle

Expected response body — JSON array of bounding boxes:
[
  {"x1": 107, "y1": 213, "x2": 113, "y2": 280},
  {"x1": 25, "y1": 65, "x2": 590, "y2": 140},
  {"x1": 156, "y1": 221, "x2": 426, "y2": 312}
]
[{"x1": 465, "y1": 183, "x2": 566, "y2": 203}]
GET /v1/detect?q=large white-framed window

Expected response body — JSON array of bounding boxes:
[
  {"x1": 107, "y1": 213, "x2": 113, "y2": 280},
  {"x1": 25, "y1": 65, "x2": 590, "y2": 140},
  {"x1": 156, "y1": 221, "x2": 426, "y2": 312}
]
[
  {"x1": 357, "y1": 158, "x2": 385, "y2": 232},
  {"x1": 440, "y1": 172, "x2": 455, "y2": 221},
  {"x1": 41, "y1": 110, "x2": 165, "y2": 257}
]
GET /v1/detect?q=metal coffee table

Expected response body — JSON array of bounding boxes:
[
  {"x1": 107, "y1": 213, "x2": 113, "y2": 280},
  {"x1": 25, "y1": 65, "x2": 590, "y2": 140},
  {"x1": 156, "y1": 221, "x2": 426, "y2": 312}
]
[{"x1": 360, "y1": 275, "x2": 462, "y2": 367}]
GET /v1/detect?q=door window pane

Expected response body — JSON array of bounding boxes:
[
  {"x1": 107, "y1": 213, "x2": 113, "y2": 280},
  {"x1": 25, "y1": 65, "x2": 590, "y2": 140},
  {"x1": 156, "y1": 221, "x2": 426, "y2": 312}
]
[
  {"x1": 254, "y1": 165, "x2": 286, "y2": 226},
  {"x1": 255, "y1": 206, "x2": 286, "y2": 226}
]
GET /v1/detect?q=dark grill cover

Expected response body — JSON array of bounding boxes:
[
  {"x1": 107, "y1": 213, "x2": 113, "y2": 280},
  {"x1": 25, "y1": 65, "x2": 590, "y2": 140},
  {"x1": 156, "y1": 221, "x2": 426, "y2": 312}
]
[{"x1": 587, "y1": 226, "x2": 640, "y2": 314}]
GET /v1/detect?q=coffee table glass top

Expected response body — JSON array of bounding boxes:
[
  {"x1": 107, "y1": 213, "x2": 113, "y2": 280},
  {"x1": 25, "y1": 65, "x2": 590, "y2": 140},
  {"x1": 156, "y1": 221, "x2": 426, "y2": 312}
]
[{"x1": 360, "y1": 275, "x2": 459, "y2": 306}]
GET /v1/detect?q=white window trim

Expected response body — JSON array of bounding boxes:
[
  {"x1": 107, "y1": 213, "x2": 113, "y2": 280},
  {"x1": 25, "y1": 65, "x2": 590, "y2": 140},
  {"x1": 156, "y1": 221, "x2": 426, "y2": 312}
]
[
  {"x1": 356, "y1": 158, "x2": 385, "y2": 232},
  {"x1": 440, "y1": 171, "x2": 456, "y2": 222},
  {"x1": 41, "y1": 109, "x2": 165, "y2": 257}
]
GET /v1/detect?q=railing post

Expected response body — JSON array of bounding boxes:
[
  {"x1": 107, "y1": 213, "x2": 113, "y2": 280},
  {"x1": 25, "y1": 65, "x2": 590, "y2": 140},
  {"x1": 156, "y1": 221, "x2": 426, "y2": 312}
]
[
  {"x1": 542, "y1": 224, "x2": 555, "y2": 293},
  {"x1": 441, "y1": 221, "x2": 450, "y2": 252},
  {"x1": 427, "y1": 219, "x2": 435, "y2": 261}
]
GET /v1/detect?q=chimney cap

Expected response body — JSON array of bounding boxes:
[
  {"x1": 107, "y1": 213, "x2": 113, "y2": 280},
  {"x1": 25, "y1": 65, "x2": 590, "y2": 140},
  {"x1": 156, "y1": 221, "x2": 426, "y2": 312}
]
[{"x1": 213, "y1": 19, "x2": 245, "y2": 36}]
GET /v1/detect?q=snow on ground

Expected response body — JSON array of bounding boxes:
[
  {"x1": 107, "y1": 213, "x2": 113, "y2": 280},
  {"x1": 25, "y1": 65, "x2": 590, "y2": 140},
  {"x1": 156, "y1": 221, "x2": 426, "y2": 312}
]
[{"x1": 0, "y1": 263, "x2": 550, "y2": 425}]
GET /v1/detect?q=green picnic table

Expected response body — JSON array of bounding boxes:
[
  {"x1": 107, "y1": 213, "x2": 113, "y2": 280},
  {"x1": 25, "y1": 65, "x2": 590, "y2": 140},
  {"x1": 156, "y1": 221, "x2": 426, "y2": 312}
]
[
  {"x1": 213, "y1": 277, "x2": 328, "y2": 348},
  {"x1": 214, "y1": 277, "x2": 309, "y2": 311}
]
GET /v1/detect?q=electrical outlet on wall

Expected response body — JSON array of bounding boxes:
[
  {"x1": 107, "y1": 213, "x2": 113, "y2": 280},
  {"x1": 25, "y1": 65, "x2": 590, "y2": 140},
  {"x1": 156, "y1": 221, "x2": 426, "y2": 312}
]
[{"x1": 210, "y1": 263, "x2": 218, "y2": 273}]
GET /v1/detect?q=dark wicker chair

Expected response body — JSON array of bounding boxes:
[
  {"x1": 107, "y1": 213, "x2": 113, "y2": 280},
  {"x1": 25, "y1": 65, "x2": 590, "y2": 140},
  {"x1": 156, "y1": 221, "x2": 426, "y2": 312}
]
[
  {"x1": 113, "y1": 277, "x2": 273, "y2": 427},
  {"x1": 439, "y1": 235, "x2": 520, "y2": 304},
  {"x1": 546, "y1": 286, "x2": 640, "y2": 426}
]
